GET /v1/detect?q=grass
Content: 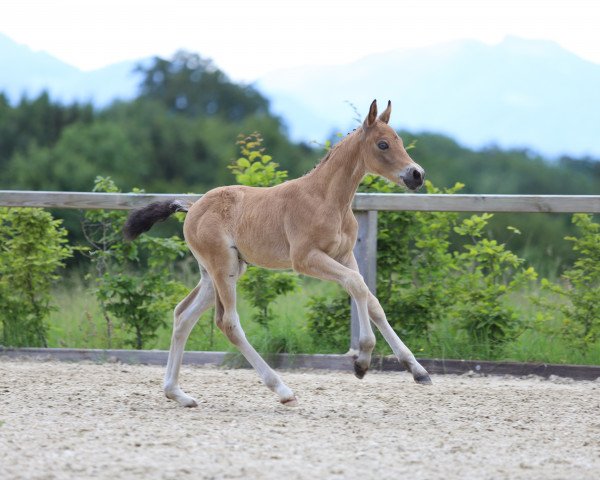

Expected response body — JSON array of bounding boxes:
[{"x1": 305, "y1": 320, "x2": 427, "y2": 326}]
[
  {"x1": 46, "y1": 274, "x2": 340, "y2": 354},
  {"x1": 41, "y1": 272, "x2": 600, "y2": 366}
]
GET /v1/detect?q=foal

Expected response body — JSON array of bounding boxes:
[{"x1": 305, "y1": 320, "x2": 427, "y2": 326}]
[{"x1": 124, "y1": 100, "x2": 431, "y2": 408}]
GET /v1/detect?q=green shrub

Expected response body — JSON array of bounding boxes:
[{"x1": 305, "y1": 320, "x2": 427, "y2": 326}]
[
  {"x1": 0, "y1": 208, "x2": 72, "y2": 346},
  {"x1": 305, "y1": 295, "x2": 351, "y2": 352},
  {"x1": 449, "y1": 214, "x2": 537, "y2": 354},
  {"x1": 238, "y1": 267, "x2": 299, "y2": 327},
  {"x1": 539, "y1": 214, "x2": 600, "y2": 348},
  {"x1": 371, "y1": 179, "x2": 462, "y2": 340},
  {"x1": 305, "y1": 178, "x2": 462, "y2": 351},
  {"x1": 83, "y1": 177, "x2": 188, "y2": 349}
]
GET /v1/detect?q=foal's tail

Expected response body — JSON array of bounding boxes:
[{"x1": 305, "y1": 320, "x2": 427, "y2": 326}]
[{"x1": 123, "y1": 200, "x2": 189, "y2": 241}]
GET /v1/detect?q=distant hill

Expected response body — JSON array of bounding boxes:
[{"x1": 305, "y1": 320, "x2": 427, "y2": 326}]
[
  {"x1": 1, "y1": 32, "x2": 600, "y2": 158},
  {"x1": 257, "y1": 37, "x2": 600, "y2": 158},
  {"x1": 0, "y1": 32, "x2": 144, "y2": 105}
]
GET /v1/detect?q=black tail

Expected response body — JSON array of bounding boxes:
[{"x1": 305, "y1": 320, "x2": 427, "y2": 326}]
[{"x1": 123, "y1": 200, "x2": 188, "y2": 241}]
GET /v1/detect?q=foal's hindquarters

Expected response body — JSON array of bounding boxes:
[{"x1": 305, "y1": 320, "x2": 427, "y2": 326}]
[{"x1": 163, "y1": 262, "x2": 298, "y2": 407}]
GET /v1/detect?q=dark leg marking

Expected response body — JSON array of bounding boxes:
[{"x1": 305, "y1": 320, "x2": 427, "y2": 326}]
[
  {"x1": 402, "y1": 360, "x2": 432, "y2": 385},
  {"x1": 354, "y1": 361, "x2": 368, "y2": 379},
  {"x1": 414, "y1": 374, "x2": 433, "y2": 385}
]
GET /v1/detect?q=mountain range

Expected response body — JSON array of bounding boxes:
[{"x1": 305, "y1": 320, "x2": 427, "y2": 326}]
[
  {"x1": 0, "y1": 32, "x2": 144, "y2": 106},
  {"x1": 1, "y1": 32, "x2": 599, "y2": 158}
]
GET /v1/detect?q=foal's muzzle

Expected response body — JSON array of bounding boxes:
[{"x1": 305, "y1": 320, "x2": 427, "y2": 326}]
[{"x1": 401, "y1": 166, "x2": 425, "y2": 191}]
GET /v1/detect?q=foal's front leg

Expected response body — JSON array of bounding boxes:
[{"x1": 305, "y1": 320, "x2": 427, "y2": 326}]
[
  {"x1": 344, "y1": 254, "x2": 431, "y2": 384},
  {"x1": 367, "y1": 292, "x2": 431, "y2": 384},
  {"x1": 292, "y1": 250, "x2": 376, "y2": 378}
]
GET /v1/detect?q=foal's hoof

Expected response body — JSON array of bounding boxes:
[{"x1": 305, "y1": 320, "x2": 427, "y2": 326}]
[
  {"x1": 183, "y1": 398, "x2": 199, "y2": 408},
  {"x1": 165, "y1": 389, "x2": 198, "y2": 408},
  {"x1": 169, "y1": 396, "x2": 198, "y2": 408},
  {"x1": 280, "y1": 396, "x2": 298, "y2": 407},
  {"x1": 353, "y1": 361, "x2": 369, "y2": 380},
  {"x1": 414, "y1": 374, "x2": 433, "y2": 385}
]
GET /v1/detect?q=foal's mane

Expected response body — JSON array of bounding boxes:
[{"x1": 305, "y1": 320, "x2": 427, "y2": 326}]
[{"x1": 304, "y1": 128, "x2": 360, "y2": 176}]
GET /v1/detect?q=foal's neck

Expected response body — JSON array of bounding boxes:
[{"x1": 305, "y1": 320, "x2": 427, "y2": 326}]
[{"x1": 304, "y1": 132, "x2": 365, "y2": 210}]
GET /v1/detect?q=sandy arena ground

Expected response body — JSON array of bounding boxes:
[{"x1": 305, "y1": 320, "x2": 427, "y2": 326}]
[{"x1": 0, "y1": 358, "x2": 599, "y2": 480}]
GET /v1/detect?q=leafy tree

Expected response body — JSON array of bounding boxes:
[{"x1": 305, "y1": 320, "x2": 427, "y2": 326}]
[
  {"x1": 2, "y1": 49, "x2": 600, "y2": 280},
  {"x1": 0, "y1": 91, "x2": 93, "y2": 183},
  {"x1": 0, "y1": 208, "x2": 72, "y2": 346},
  {"x1": 137, "y1": 51, "x2": 269, "y2": 122},
  {"x1": 9, "y1": 121, "x2": 139, "y2": 191}
]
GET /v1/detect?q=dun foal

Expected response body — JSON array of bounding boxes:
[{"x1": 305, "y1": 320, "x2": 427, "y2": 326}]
[{"x1": 124, "y1": 100, "x2": 431, "y2": 407}]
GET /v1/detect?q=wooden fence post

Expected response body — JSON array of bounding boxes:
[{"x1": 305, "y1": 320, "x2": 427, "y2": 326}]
[{"x1": 350, "y1": 210, "x2": 378, "y2": 352}]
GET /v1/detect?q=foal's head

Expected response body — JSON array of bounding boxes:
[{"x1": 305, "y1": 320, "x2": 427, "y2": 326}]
[{"x1": 360, "y1": 100, "x2": 425, "y2": 190}]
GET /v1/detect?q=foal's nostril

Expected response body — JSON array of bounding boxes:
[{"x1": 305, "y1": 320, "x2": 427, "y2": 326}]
[{"x1": 401, "y1": 166, "x2": 425, "y2": 190}]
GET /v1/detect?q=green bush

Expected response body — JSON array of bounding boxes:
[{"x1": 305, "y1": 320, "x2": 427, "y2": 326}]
[
  {"x1": 0, "y1": 208, "x2": 72, "y2": 346},
  {"x1": 305, "y1": 295, "x2": 351, "y2": 352},
  {"x1": 370, "y1": 179, "x2": 462, "y2": 340},
  {"x1": 539, "y1": 214, "x2": 600, "y2": 348},
  {"x1": 239, "y1": 267, "x2": 299, "y2": 327},
  {"x1": 304, "y1": 178, "x2": 462, "y2": 351},
  {"x1": 83, "y1": 177, "x2": 188, "y2": 349},
  {"x1": 448, "y1": 213, "x2": 537, "y2": 354}
]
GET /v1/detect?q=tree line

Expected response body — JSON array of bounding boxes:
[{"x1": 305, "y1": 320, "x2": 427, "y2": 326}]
[{"x1": 0, "y1": 50, "x2": 598, "y2": 273}]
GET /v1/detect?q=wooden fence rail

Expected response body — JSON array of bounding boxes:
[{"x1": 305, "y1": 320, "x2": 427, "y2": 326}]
[
  {"x1": 1, "y1": 190, "x2": 600, "y2": 212},
  {"x1": 1, "y1": 190, "x2": 599, "y2": 350}
]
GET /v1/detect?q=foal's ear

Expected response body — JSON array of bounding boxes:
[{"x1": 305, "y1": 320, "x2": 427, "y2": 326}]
[
  {"x1": 363, "y1": 99, "x2": 378, "y2": 128},
  {"x1": 379, "y1": 100, "x2": 392, "y2": 124}
]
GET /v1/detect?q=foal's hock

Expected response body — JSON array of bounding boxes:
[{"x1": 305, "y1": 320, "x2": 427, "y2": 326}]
[{"x1": 124, "y1": 100, "x2": 431, "y2": 408}]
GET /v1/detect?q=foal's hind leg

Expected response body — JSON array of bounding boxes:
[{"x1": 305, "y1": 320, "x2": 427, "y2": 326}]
[
  {"x1": 209, "y1": 254, "x2": 297, "y2": 406},
  {"x1": 164, "y1": 271, "x2": 215, "y2": 407}
]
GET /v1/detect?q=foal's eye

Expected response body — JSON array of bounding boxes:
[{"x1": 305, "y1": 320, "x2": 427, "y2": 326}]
[{"x1": 377, "y1": 141, "x2": 389, "y2": 150}]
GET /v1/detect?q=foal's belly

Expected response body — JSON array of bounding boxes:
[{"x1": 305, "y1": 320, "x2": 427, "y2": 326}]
[{"x1": 234, "y1": 234, "x2": 293, "y2": 270}]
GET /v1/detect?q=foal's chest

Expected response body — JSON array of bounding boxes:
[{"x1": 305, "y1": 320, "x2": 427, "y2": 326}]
[{"x1": 319, "y1": 214, "x2": 358, "y2": 261}]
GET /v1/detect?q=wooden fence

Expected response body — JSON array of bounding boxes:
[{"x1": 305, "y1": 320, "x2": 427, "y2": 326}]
[{"x1": 1, "y1": 190, "x2": 599, "y2": 350}]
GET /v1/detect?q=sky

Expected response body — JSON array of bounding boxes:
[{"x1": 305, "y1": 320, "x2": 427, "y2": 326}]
[{"x1": 1, "y1": 0, "x2": 600, "y2": 81}]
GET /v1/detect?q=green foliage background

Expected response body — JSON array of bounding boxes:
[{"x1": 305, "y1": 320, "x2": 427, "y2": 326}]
[
  {"x1": 1, "y1": 52, "x2": 598, "y2": 272},
  {"x1": 0, "y1": 208, "x2": 72, "y2": 346},
  {"x1": 0, "y1": 50, "x2": 599, "y2": 363}
]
